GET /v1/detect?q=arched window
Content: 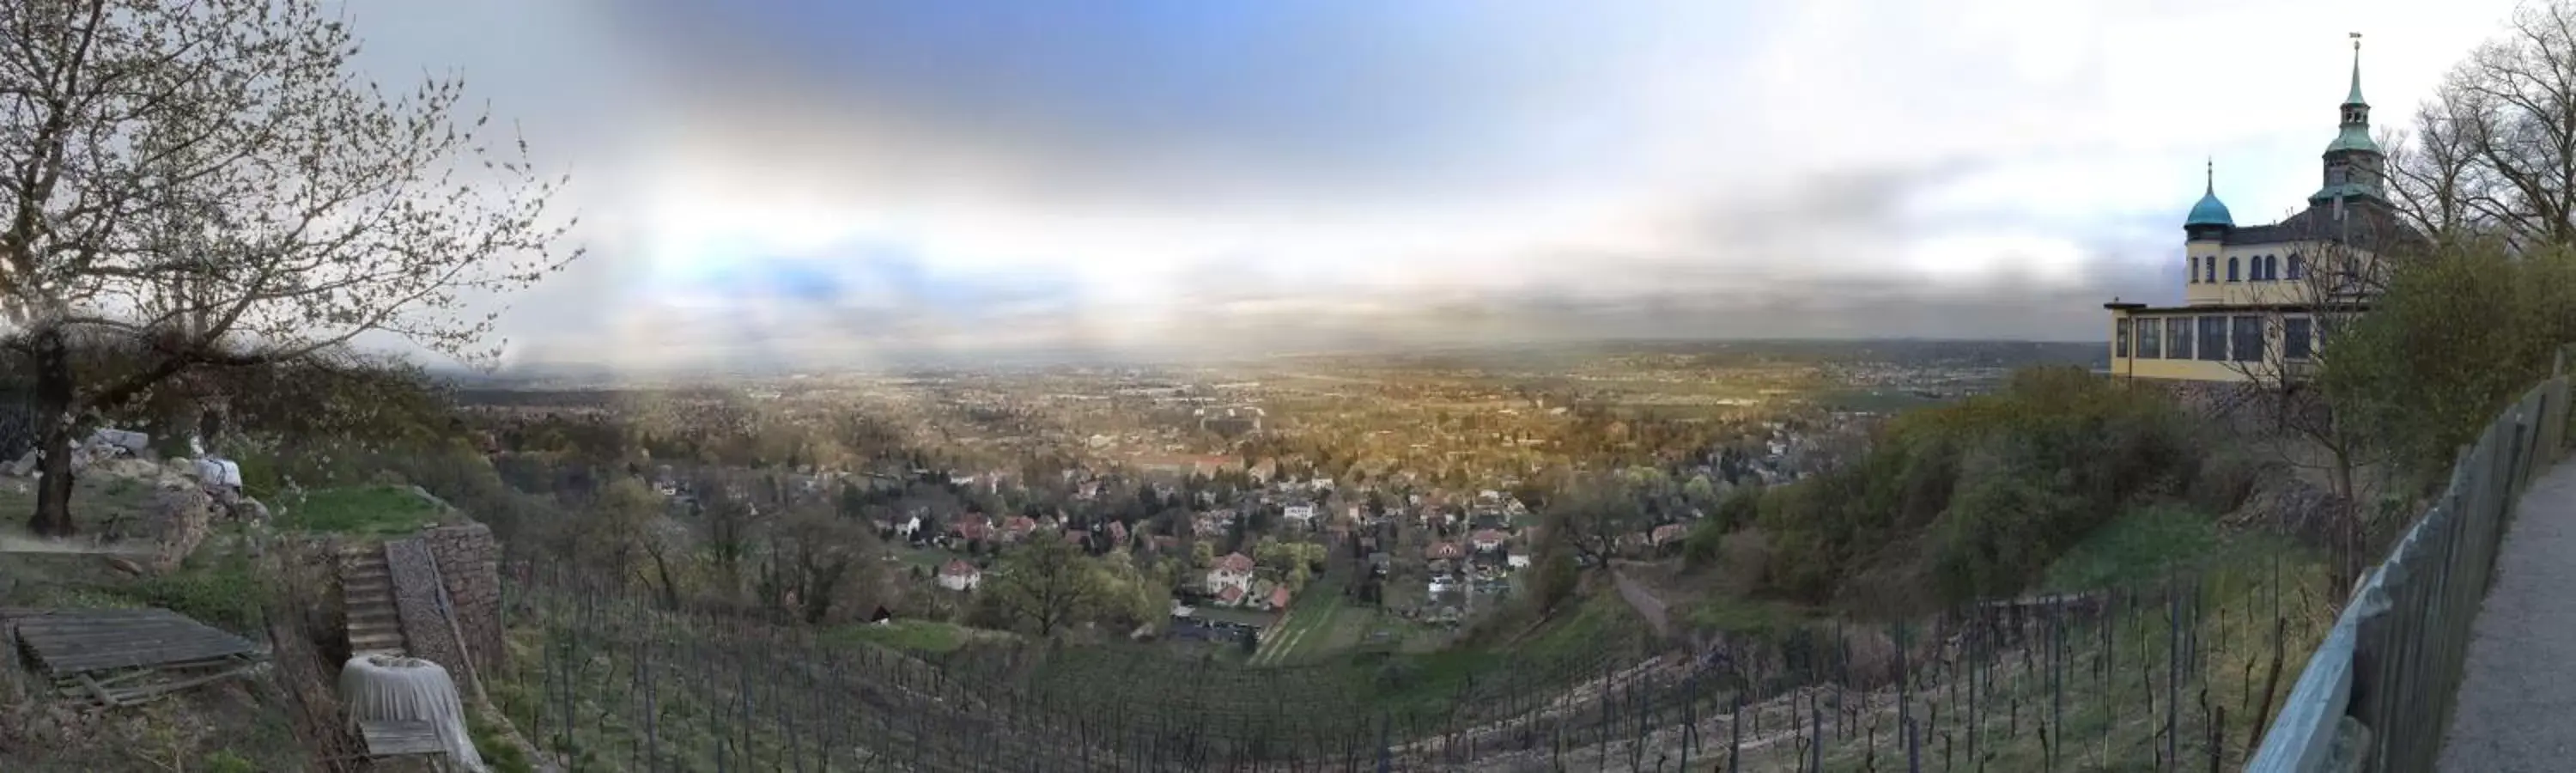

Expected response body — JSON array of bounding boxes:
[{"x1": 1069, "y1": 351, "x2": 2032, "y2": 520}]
[
  {"x1": 2287, "y1": 253, "x2": 2305, "y2": 280},
  {"x1": 2265, "y1": 255, "x2": 2279, "y2": 280},
  {"x1": 2227, "y1": 257, "x2": 2240, "y2": 282},
  {"x1": 2186, "y1": 256, "x2": 2197, "y2": 283},
  {"x1": 2206, "y1": 256, "x2": 2217, "y2": 283}
]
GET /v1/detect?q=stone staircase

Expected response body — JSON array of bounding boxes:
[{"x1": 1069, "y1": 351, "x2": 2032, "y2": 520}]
[{"x1": 340, "y1": 544, "x2": 408, "y2": 657}]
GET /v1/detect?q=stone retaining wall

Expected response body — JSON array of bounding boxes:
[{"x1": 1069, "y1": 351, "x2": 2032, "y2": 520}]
[
  {"x1": 383, "y1": 537, "x2": 472, "y2": 693},
  {"x1": 421, "y1": 524, "x2": 505, "y2": 678}
]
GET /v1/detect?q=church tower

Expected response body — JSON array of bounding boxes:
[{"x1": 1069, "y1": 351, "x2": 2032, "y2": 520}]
[{"x1": 2311, "y1": 33, "x2": 2385, "y2": 207}]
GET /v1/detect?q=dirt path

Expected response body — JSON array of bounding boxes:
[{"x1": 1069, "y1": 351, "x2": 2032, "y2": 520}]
[{"x1": 1610, "y1": 566, "x2": 1673, "y2": 640}]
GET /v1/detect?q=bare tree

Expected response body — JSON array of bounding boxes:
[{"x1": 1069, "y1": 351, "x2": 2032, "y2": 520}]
[
  {"x1": 2220, "y1": 233, "x2": 2402, "y2": 596},
  {"x1": 1536, "y1": 474, "x2": 1647, "y2": 569},
  {"x1": 0, "y1": 0, "x2": 580, "y2": 535},
  {"x1": 983, "y1": 533, "x2": 1109, "y2": 638},
  {"x1": 2392, "y1": 0, "x2": 2576, "y2": 248}
]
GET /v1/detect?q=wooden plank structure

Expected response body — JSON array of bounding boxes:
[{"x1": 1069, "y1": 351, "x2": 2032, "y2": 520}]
[
  {"x1": 2, "y1": 606, "x2": 266, "y2": 707},
  {"x1": 358, "y1": 719, "x2": 444, "y2": 756}
]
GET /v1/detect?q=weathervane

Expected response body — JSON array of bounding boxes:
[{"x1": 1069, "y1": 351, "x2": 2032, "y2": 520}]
[{"x1": 2352, "y1": 31, "x2": 2362, "y2": 51}]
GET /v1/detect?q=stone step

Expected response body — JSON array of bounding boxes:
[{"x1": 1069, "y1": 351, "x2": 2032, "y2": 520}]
[
  {"x1": 343, "y1": 576, "x2": 392, "y2": 594},
  {"x1": 348, "y1": 607, "x2": 400, "y2": 626}
]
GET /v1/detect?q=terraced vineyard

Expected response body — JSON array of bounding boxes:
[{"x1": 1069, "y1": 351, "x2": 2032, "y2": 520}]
[{"x1": 492, "y1": 548, "x2": 2330, "y2": 772}]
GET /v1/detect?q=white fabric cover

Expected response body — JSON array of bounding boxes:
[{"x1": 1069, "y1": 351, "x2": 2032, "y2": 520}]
[
  {"x1": 337, "y1": 654, "x2": 488, "y2": 772},
  {"x1": 90, "y1": 429, "x2": 149, "y2": 454},
  {"x1": 190, "y1": 458, "x2": 241, "y2": 487}
]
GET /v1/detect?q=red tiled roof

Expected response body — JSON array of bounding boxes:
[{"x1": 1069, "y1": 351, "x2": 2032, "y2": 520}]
[
  {"x1": 1216, "y1": 552, "x2": 1255, "y2": 574},
  {"x1": 1218, "y1": 585, "x2": 1245, "y2": 604},
  {"x1": 941, "y1": 559, "x2": 978, "y2": 577},
  {"x1": 1270, "y1": 586, "x2": 1291, "y2": 608}
]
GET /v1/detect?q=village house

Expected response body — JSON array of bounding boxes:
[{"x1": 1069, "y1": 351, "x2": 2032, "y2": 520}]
[
  {"x1": 1000, "y1": 515, "x2": 1040, "y2": 542},
  {"x1": 948, "y1": 515, "x2": 994, "y2": 545},
  {"x1": 938, "y1": 560, "x2": 981, "y2": 592},
  {"x1": 1206, "y1": 552, "x2": 1257, "y2": 605},
  {"x1": 1282, "y1": 503, "x2": 1318, "y2": 528},
  {"x1": 1469, "y1": 529, "x2": 1507, "y2": 553}
]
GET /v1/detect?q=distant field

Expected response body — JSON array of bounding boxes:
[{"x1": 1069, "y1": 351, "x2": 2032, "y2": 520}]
[{"x1": 1814, "y1": 387, "x2": 1954, "y2": 412}]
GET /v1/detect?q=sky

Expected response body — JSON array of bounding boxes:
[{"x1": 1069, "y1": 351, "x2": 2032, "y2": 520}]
[{"x1": 336, "y1": 0, "x2": 2524, "y2": 372}]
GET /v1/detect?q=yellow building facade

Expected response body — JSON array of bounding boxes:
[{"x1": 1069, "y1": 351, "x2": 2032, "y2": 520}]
[{"x1": 2105, "y1": 39, "x2": 2421, "y2": 384}]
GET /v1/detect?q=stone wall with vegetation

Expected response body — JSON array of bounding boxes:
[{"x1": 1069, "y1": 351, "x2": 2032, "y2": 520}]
[
  {"x1": 384, "y1": 537, "x2": 472, "y2": 692},
  {"x1": 422, "y1": 523, "x2": 505, "y2": 679}
]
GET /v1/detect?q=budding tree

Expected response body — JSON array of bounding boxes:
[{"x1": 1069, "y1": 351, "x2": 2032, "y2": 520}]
[{"x1": 0, "y1": 0, "x2": 580, "y2": 535}]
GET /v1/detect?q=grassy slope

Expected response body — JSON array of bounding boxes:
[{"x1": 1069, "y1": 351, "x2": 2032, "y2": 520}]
[{"x1": 272, "y1": 484, "x2": 450, "y2": 536}]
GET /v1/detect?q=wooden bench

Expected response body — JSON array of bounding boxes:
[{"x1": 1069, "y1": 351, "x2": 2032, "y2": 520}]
[{"x1": 358, "y1": 718, "x2": 445, "y2": 757}]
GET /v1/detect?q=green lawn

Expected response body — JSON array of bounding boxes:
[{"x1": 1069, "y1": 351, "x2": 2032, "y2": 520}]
[
  {"x1": 273, "y1": 485, "x2": 447, "y2": 537},
  {"x1": 1249, "y1": 575, "x2": 1347, "y2": 666}
]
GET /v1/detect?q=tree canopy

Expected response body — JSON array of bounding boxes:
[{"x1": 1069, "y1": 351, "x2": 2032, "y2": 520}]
[{"x1": 1, "y1": 0, "x2": 580, "y2": 534}]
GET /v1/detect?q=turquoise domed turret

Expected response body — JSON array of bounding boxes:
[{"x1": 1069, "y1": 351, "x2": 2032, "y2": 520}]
[{"x1": 2186, "y1": 160, "x2": 2233, "y2": 228}]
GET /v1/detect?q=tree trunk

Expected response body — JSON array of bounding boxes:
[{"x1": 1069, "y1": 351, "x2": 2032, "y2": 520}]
[{"x1": 27, "y1": 328, "x2": 77, "y2": 538}]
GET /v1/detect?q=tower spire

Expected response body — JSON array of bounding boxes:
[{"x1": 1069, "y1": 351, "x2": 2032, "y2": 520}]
[
  {"x1": 2347, "y1": 33, "x2": 2366, "y2": 105},
  {"x1": 2205, "y1": 157, "x2": 2215, "y2": 193}
]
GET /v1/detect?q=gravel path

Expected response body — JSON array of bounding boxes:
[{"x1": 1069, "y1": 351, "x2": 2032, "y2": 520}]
[{"x1": 2439, "y1": 459, "x2": 2576, "y2": 772}]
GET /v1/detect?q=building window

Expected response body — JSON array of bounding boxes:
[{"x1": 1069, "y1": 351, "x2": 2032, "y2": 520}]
[
  {"x1": 2166, "y1": 318, "x2": 2193, "y2": 360},
  {"x1": 2231, "y1": 315, "x2": 2263, "y2": 362},
  {"x1": 2264, "y1": 255, "x2": 2279, "y2": 280},
  {"x1": 2185, "y1": 256, "x2": 2196, "y2": 283},
  {"x1": 2196, "y1": 316, "x2": 2227, "y2": 361},
  {"x1": 2227, "y1": 257, "x2": 2240, "y2": 282},
  {"x1": 2115, "y1": 318, "x2": 2131, "y2": 358},
  {"x1": 2137, "y1": 315, "x2": 2162, "y2": 358},
  {"x1": 2284, "y1": 316, "x2": 2313, "y2": 360},
  {"x1": 2287, "y1": 253, "x2": 2305, "y2": 280},
  {"x1": 2205, "y1": 256, "x2": 2217, "y2": 283}
]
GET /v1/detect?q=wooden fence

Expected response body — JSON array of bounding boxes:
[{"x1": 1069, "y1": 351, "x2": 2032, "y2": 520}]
[{"x1": 2247, "y1": 347, "x2": 2575, "y2": 772}]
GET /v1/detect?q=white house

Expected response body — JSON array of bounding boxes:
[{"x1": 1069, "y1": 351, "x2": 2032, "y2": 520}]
[
  {"x1": 894, "y1": 514, "x2": 921, "y2": 539},
  {"x1": 938, "y1": 559, "x2": 981, "y2": 592},
  {"x1": 1206, "y1": 552, "x2": 1256, "y2": 604},
  {"x1": 1282, "y1": 504, "x2": 1318, "y2": 527}
]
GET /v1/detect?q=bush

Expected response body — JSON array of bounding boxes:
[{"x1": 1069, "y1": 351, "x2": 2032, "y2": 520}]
[
  {"x1": 1738, "y1": 365, "x2": 2212, "y2": 608},
  {"x1": 200, "y1": 750, "x2": 258, "y2": 773}
]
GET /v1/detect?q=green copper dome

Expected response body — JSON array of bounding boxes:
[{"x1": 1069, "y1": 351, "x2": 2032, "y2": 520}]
[{"x1": 2186, "y1": 161, "x2": 2233, "y2": 228}]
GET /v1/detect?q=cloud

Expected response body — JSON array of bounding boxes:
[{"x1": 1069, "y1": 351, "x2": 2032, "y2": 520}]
[{"x1": 328, "y1": 0, "x2": 2526, "y2": 371}]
